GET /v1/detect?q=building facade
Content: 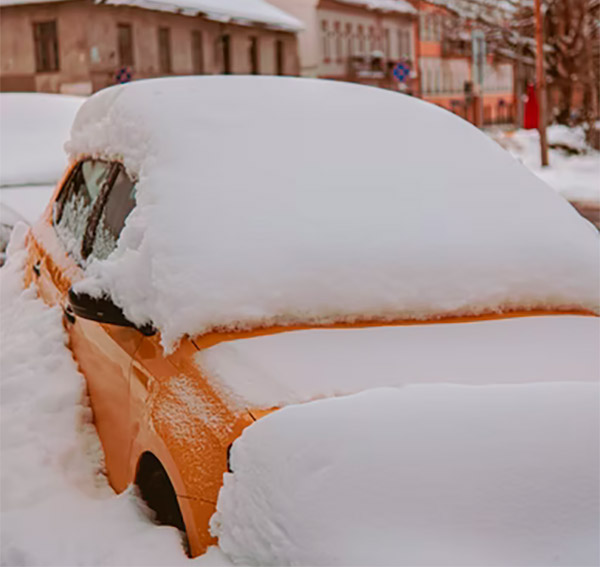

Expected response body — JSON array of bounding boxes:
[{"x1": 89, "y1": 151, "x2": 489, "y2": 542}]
[
  {"x1": 268, "y1": 0, "x2": 418, "y2": 93},
  {"x1": 1, "y1": 0, "x2": 302, "y2": 94},
  {"x1": 415, "y1": 0, "x2": 515, "y2": 125}
]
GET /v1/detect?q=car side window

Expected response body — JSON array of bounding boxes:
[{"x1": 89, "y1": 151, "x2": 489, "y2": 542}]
[
  {"x1": 87, "y1": 165, "x2": 137, "y2": 261},
  {"x1": 53, "y1": 160, "x2": 112, "y2": 262}
]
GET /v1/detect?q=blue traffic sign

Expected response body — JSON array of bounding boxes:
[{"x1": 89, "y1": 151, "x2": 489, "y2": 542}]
[
  {"x1": 393, "y1": 62, "x2": 410, "y2": 83},
  {"x1": 115, "y1": 67, "x2": 132, "y2": 84}
]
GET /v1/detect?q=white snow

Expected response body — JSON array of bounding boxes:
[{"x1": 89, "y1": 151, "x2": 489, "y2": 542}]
[
  {"x1": 0, "y1": 93, "x2": 84, "y2": 187},
  {"x1": 0, "y1": 0, "x2": 302, "y2": 30},
  {"x1": 212, "y1": 384, "x2": 600, "y2": 566},
  {"x1": 0, "y1": 185, "x2": 54, "y2": 224},
  {"x1": 103, "y1": 0, "x2": 302, "y2": 30},
  {"x1": 66, "y1": 77, "x2": 600, "y2": 350},
  {"x1": 196, "y1": 315, "x2": 600, "y2": 408},
  {"x1": 489, "y1": 125, "x2": 600, "y2": 205},
  {"x1": 0, "y1": 227, "x2": 232, "y2": 566},
  {"x1": 336, "y1": 0, "x2": 416, "y2": 15}
]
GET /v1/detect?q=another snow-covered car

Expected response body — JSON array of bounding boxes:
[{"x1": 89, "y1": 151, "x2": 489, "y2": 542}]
[
  {"x1": 21, "y1": 77, "x2": 599, "y2": 563},
  {"x1": 0, "y1": 93, "x2": 84, "y2": 262}
]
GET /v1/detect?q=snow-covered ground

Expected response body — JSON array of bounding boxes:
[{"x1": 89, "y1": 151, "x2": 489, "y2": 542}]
[
  {"x1": 488, "y1": 125, "x2": 600, "y2": 206},
  {"x1": 0, "y1": 227, "x2": 230, "y2": 567},
  {"x1": 2, "y1": 225, "x2": 598, "y2": 566},
  {"x1": 0, "y1": 93, "x2": 84, "y2": 261}
]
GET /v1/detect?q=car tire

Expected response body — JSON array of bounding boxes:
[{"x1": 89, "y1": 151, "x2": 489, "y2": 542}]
[{"x1": 135, "y1": 453, "x2": 189, "y2": 553}]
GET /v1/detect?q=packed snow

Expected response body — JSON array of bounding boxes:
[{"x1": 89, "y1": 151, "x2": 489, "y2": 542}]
[
  {"x1": 0, "y1": 227, "x2": 230, "y2": 566},
  {"x1": 66, "y1": 77, "x2": 599, "y2": 350},
  {"x1": 0, "y1": 93, "x2": 84, "y2": 187},
  {"x1": 213, "y1": 385, "x2": 600, "y2": 566},
  {"x1": 196, "y1": 315, "x2": 600, "y2": 408},
  {"x1": 489, "y1": 125, "x2": 600, "y2": 205}
]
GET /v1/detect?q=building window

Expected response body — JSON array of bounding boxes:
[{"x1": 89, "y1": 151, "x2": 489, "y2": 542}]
[
  {"x1": 117, "y1": 24, "x2": 134, "y2": 67},
  {"x1": 275, "y1": 39, "x2": 284, "y2": 76},
  {"x1": 334, "y1": 22, "x2": 342, "y2": 62},
  {"x1": 368, "y1": 26, "x2": 375, "y2": 53},
  {"x1": 358, "y1": 25, "x2": 365, "y2": 55},
  {"x1": 191, "y1": 30, "x2": 204, "y2": 74},
  {"x1": 249, "y1": 36, "x2": 259, "y2": 74},
  {"x1": 321, "y1": 21, "x2": 330, "y2": 62},
  {"x1": 384, "y1": 29, "x2": 390, "y2": 58},
  {"x1": 346, "y1": 23, "x2": 353, "y2": 57},
  {"x1": 220, "y1": 34, "x2": 231, "y2": 74},
  {"x1": 158, "y1": 27, "x2": 172, "y2": 73},
  {"x1": 33, "y1": 21, "x2": 59, "y2": 72}
]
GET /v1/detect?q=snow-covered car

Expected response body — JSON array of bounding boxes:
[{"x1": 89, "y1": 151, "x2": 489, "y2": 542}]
[
  {"x1": 21, "y1": 77, "x2": 599, "y2": 564},
  {"x1": 0, "y1": 93, "x2": 84, "y2": 263}
]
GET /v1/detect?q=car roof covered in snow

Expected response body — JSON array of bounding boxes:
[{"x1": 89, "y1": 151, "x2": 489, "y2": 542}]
[{"x1": 67, "y1": 76, "x2": 599, "y2": 349}]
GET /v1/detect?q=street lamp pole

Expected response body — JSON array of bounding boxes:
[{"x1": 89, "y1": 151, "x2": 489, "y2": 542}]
[{"x1": 534, "y1": 0, "x2": 549, "y2": 166}]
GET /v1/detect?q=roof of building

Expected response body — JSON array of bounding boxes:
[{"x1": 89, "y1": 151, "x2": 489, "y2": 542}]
[
  {"x1": 0, "y1": 0, "x2": 303, "y2": 31},
  {"x1": 335, "y1": 0, "x2": 416, "y2": 15}
]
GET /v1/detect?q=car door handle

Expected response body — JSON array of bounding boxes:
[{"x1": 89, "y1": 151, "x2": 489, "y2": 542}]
[
  {"x1": 63, "y1": 304, "x2": 76, "y2": 325},
  {"x1": 32, "y1": 261, "x2": 41, "y2": 277}
]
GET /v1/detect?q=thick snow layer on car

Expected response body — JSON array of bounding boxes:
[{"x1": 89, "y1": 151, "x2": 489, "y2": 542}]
[
  {"x1": 0, "y1": 227, "x2": 231, "y2": 565},
  {"x1": 212, "y1": 385, "x2": 600, "y2": 566},
  {"x1": 67, "y1": 77, "x2": 600, "y2": 350},
  {"x1": 0, "y1": 93, "x2": 84, "y2": 186},
  {"x1": 196, "y1": 315, "x2": 600, "y2": 408}
]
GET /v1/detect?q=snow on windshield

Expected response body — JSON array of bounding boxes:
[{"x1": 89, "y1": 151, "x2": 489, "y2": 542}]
[
  {"x1": 0, "y1": 93, "x2": 84, "y2": 187},
  {"x1": 195, "y1": 315, "x2": 600, "y2": 408},
  {"x1": 67, "y1": 77, "x2": 599, "y2": 350},
  {"x1": 212, "y1": 385, "x2": 599, "y2": 566}
]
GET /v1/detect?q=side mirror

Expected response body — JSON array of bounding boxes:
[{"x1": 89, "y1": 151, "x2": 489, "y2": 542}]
[{"x1": 68, "y1": 288, "x2": 155, "y2": 336}]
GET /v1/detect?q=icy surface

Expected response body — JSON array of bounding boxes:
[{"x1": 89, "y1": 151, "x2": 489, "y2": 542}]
[
  {"x1": 0, "y1": 93, "x2": 84, "y2": 186},
  {"x1": 0, "y1": 227, "x2": 231, "y2": 566},
  {"x1": 68, "y1": 76, "x2": 599, "y2": 350},
  {"x1": 196, "y1": 315, "x2": 600, "y2": 408},
  {"x1": 213, "y1": 385, "x2": 600, "y2": 566}
]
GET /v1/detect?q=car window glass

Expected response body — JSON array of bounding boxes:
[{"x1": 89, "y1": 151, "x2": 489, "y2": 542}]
[
  {"x1": 54, "y1": 160, "x2": 112, "y2": 262},
  {"x1": 89, "y1": 167, "x2": 137, "y2": 261}
]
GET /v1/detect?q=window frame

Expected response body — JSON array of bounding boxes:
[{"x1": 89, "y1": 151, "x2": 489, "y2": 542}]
[
  {"x1": 117, "y1": 23, "x2": 134, "y2": 67},
  {"x1": 33, "y1": 21, "x2": 59, "y2": 72},
  {"x1": 191, "y1": 30, "x2": 205, "y2": 74},
  {"x1": 53, "y1": 159, "x2": 136, "y2": 265},
  {"x1": 158, "y1": 27, "x2": 172, "y2": 74}
]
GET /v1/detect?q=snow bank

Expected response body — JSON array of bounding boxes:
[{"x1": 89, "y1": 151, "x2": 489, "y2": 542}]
[
  {"x1": 196, "y1": 315, "x2": 600, "y2": 408},
  {"x1": 0, "y1": 228, "x2": 228, "y2": 566},
  {"x1": 67, "y1": 77, "x2": 599, "y2": 350},
  {"x1": 0, "y1": 93, "x2": 84, "y2": 186},
  {"x1": 0, "y1": 184, "x2": 55, "y2": 224},
  {"x1": 489, "y1": 125, "x2": 600, "y2": 205},
  {"x1": 212, "y1": 385, "x2": 600, "y2": 566}
]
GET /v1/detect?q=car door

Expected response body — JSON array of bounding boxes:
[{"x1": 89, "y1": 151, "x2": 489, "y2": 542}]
[{"x1": 29, "y1": 159, "x2": 144, "y2": 491}]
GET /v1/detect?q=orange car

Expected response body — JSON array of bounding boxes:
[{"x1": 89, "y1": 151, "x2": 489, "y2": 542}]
[{"x1": 22, "y1": 77, "x2": 598, "y2": 558}]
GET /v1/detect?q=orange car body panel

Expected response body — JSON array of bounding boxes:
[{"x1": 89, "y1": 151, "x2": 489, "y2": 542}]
[{"x1": 23, "y1": 168, "x2": 597, "y2": 557}]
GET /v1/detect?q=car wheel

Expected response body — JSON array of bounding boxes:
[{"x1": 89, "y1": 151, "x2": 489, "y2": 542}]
[{"x1": 135, "y1": 453, "x2": 189, "y2": 553}]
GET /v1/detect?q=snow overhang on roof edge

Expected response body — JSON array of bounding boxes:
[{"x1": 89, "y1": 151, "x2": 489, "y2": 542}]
[{"x1": 95, "y1": 0, "x2": 304, "y2": 32}]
